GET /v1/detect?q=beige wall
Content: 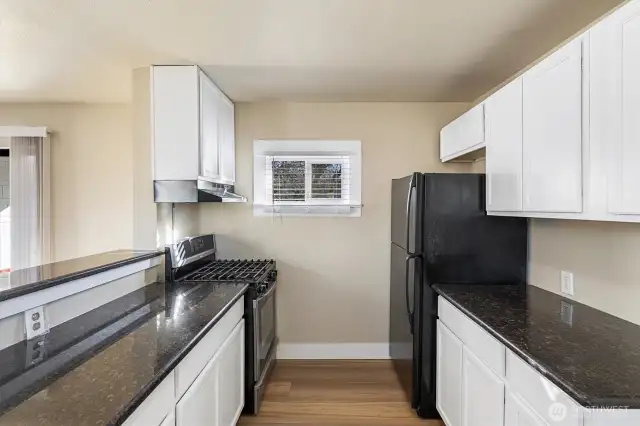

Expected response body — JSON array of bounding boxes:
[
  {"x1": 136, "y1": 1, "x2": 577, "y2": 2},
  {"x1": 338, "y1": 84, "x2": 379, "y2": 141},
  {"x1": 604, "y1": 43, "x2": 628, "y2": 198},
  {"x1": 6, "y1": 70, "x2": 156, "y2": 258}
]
[
  {"x1": 197, "y1": 102, "x2": 470, "y2": 344},
  {"x1": 529, "y1": 220, "x2": 640, "y2": 326},
  {"x1": 0, "y1": 103, "x2": 133, "y2": 261}
]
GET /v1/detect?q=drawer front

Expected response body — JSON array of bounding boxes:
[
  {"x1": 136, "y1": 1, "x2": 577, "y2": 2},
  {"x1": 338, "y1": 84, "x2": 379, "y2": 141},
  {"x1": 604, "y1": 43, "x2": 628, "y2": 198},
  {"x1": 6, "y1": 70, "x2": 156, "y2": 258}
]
[
  {"x1": 506, "y1": 350, "x2": 581, "y2": 426},
  {"x1": 175, "y1": 296, "x2": 244, "y2": 399},
  {"x1": 123, "y1": 371, "x2": 175, "y2": 426},
  {"x1": 438, "y1": 297, "x2": 506, "y2": 376}
]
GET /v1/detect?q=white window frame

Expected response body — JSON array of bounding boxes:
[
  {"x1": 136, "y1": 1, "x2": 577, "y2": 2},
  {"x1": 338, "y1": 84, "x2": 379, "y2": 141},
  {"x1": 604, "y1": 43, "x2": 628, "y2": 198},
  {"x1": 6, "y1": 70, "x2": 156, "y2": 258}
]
[{"x1": 253, "y1": 140, "x2": 362, "y2": 217}]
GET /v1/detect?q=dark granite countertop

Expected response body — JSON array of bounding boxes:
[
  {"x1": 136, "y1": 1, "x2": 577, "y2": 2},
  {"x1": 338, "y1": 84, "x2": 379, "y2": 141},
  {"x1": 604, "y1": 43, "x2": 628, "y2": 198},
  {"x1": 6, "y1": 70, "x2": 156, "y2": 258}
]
[
  {"x1": 433, "y1": 283, "x2": 640, "y2": 408},
  {"x1": 0, "y1": 250, "x2": 166, "y2": 302},
  {"x1": 0, "y1": 280, "x2": 248, "y2": 425}
]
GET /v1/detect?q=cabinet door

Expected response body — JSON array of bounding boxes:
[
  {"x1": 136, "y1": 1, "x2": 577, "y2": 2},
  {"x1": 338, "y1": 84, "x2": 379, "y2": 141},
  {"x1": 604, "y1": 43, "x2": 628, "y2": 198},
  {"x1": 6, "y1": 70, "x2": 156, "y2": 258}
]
[
  {"x1": 591, "y1": 0, "x2": 640, "y2": 215},
  {"x1": 152, "y1": 66, "x2": 200, "y2": 181},
  {"x1": 199, "y1": 71, "x2": 221, "y2": 181},
  {"x1": 176, "y1": 344, "x2": 221, "y2": 426},
  {"x1": 123, "y1": 373, "x2": 175, "y2": 426},
  {"x1": 218, "y1": 320, "x2": 245, "y2": 426},
  {"x1": 505, "y1": 391, "x2": 547, "y2": 426},
  {"x1": 486, "y1": 77, "x2": 524, "y2": 212},
  {"x1": 160, "y1": 410, "x2": 176, "y2": 426},
  {"x1": 437, "y1": 320, "x2": 463, "y2": 426},
  {"x1": 218, "y1": 93, "x2": 236, "y2": 185},
  {"x1": 440, "y1": 104, "x2": 485, "y2": 161},
  {"x1": 461, "y1": 346, "x2": 505, "y2": 426},
  {"x1": 522, "y1": 37, "x2": 584, "y2": 213}
]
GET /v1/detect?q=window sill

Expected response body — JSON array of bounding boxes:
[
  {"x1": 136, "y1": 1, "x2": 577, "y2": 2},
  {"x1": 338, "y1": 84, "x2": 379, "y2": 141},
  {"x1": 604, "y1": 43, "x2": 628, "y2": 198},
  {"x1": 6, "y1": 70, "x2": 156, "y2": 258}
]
[{"x1": 253, "y1": 204, "x2": 362, "y2": 217}]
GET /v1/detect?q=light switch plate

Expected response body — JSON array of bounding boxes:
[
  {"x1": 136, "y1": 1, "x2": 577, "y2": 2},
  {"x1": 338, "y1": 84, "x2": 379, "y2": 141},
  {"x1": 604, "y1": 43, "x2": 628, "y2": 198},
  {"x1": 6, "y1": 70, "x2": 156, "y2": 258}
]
[
  {"x1": 560, "y1": 270, "x2": 574, "y2": 296},
  {"x1": 24, "y1": 306, "x2": 48, "y2": 340}
]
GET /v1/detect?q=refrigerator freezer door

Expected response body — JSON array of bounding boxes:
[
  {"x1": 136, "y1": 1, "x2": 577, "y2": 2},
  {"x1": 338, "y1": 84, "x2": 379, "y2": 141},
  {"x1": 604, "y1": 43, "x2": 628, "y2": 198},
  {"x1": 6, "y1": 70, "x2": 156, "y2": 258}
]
[{"x1": 391, "y1": 175, "x2": 417, "y2": 253}]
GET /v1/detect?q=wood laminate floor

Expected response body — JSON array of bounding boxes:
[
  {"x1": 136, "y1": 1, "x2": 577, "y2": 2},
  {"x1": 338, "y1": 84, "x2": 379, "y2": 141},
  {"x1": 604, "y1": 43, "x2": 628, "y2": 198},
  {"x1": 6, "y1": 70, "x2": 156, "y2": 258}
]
[{"x1": 238, "y1": 360, "x2": 443, "y2": 426}]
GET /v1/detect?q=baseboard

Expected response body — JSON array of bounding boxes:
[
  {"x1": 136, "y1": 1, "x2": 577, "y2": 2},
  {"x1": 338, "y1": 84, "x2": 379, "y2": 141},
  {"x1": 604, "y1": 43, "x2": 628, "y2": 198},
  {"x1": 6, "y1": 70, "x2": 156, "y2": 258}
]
[{"x1": 277, "y1": 343, "x2": 390, "y2": 359}]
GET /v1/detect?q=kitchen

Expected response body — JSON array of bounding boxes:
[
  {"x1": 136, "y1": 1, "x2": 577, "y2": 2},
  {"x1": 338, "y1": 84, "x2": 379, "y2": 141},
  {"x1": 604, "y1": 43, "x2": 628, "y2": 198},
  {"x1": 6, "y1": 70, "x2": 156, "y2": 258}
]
[{"x1": 1, "y1": 0, "x2": 640, "y2": 425}]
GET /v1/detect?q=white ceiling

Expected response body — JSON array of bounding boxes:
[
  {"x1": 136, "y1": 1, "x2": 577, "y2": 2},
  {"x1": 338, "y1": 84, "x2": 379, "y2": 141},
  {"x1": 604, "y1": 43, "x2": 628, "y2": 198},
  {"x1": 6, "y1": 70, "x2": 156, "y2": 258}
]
[{"x1": 0, "y1": 0, "x2": 625, "y2": 103}]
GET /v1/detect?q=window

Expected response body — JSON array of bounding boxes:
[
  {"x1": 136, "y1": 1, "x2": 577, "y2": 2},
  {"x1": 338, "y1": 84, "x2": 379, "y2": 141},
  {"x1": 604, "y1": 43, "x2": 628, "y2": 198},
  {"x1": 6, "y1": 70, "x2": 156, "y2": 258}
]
[{"x1": 254, "y1": 140, "x2": 362, "y2": 216}]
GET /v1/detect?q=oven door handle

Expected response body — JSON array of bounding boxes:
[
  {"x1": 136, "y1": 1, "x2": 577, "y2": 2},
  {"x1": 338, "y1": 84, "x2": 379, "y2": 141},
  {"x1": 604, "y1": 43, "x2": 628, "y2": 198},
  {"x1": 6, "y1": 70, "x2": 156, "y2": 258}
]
[{"x1": 253, "y1": 282, "x2": 277, "y2": 306}]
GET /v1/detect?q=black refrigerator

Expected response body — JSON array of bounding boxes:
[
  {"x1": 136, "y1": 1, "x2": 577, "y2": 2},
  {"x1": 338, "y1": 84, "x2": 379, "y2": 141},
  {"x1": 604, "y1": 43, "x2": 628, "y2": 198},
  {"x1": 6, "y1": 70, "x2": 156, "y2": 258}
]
[{"x1": 389, "y1": 173, "x2": 528, "y2": 418}]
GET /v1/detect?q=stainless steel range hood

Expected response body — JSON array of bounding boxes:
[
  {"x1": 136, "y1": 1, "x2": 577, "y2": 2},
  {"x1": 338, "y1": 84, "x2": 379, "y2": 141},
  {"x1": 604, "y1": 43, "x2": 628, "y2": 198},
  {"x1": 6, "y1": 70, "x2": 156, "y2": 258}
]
[{"x1": 154, "y1": 179, "x2": 247, "y2": 203}]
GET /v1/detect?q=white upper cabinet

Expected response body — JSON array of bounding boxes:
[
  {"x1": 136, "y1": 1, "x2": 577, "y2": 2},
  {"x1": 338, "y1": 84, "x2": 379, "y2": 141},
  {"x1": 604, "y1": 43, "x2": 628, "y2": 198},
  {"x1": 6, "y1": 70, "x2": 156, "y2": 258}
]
[
  {"x1": 485, "y1": 77, "x2": 524, "y2": 212},
  {"x1": 218, "y1": 93, "x2": 236, "y2": 185},
  {"x1": 440, "y1": 104, "x2": 486, "y2": 162},
  {"x1": 591, "y1": 0, "x2": 640, "y2": 215},
  {"x1": 152, "y1": 66, "x2": 200, "y2": 181},
  {"x1": 199, "y1": 70, "x2": 221, "y2": 181},
  {"x1": 152, "y1": 65, "x2": 235, "y2": 185},
  {"x1": 522, "y1": 37, "x2": 585, "y2": 213}
]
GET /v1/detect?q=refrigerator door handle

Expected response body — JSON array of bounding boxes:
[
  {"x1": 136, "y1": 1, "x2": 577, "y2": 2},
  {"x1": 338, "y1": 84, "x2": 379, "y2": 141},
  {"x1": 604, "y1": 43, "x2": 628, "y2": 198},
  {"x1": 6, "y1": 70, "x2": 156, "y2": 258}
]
[
  {"x1": 405, "y1": 174, "x2": 416, "y2": 256},
  {"x1": 405, "y1": 254, "x2": 416, "y2": 334}
]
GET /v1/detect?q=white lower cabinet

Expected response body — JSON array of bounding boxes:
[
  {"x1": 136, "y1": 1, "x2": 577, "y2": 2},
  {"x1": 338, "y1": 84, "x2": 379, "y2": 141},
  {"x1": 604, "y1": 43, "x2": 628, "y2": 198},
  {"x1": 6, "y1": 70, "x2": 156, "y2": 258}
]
[
  {"x1": 176, "y1": 320, "x2": 245, "y2": 426},
  {"x1": 505, "y1": 391, "x2": 546, "y2": 426},
  {"x1": 123, "y1": 372, "x2": 176, "y2": 426},
  {"x1": 437, "y1": 320, "x2": 463, "y2": 426},
  {"x1": 437, "y1": 295, "x2": 640, "y2": 426},
  {"x1": 124, "y1": 298, "x2": 245, "y2": 426},
  {"x1": 461, "y1": 346, "x2": 505, "y2": 426},
  {"x1": 160, "y1": 410, "x2": 176, "y2": 426},
  {"x1": 217, "y1": 319, "x2": 246, "y2": 426}
]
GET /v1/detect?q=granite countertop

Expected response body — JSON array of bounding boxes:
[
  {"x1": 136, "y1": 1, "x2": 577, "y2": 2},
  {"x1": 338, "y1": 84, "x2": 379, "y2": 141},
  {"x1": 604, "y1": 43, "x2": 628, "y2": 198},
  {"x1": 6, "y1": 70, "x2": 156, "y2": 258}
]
[
  {"x1": 0, "y1": 280, "x2": 248, "y2": 425},
  {"x1": 0, "y1": 250, "x2": 166, "y2": 302},
  {"x1": 433, "y1": 283, "x2": 640, "y2": 409}
]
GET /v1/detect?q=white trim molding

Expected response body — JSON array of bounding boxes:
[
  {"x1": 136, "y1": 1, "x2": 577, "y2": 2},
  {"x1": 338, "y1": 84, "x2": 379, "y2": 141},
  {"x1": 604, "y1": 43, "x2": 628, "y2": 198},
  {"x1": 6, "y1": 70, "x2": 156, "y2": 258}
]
[
  {"x1": 0, "y1": 127, "x2": 48, "y2": 138},
  {"x1": 277, "y1": 343, "x2": 389, "y2": 360}
]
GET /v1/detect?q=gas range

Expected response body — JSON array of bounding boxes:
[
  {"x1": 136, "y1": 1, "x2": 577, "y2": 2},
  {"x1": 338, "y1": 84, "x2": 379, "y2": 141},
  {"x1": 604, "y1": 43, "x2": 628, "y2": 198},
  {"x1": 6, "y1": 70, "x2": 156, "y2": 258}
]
[
  {"x1": 165, "y1": 234, "x2": 277, "y2": 415},
  {"x1": 179, "y1": 259, "x2": 277, "y2": 296}
]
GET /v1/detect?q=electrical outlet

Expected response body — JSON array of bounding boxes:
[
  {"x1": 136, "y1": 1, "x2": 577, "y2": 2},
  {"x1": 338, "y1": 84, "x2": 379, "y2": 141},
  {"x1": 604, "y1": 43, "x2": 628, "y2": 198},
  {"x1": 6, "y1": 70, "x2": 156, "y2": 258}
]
[
  {"x1": 25, "y1": 335, "x2": 47, "y2": 368},
  {"x1": 24, "y1": 306, "x2": 48, "y2": 340},
  {"x1": 560, "y1": 270, "x2": 575, "y2": 297}
]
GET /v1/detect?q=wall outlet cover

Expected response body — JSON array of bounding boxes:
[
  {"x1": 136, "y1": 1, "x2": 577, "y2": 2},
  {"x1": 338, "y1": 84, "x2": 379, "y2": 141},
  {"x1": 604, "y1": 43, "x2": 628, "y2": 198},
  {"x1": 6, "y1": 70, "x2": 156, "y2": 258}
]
[
  {"x1": 24, "y1": 306, "x2": 48, "y2": 340},
  {"x1": 560, "y1": 270, "x2": 575, "y2": 296}
]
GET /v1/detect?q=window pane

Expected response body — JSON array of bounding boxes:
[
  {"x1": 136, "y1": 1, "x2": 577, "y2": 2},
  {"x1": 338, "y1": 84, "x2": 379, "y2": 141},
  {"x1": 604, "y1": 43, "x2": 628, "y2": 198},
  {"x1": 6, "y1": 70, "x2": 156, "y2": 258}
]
[
  {"x1": 311, "y1": 163, "x2": 342, "y2": 199},
  {"x1": 272, "y1": 160, "x2": 305, "y2": 201}
]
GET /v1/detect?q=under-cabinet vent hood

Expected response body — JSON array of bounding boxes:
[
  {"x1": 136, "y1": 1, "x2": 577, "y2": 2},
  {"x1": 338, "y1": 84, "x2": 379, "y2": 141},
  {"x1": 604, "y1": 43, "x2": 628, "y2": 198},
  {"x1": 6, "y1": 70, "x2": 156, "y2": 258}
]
[{"x1": 154, "y1": 179, "x2": 247, "y2": 203}]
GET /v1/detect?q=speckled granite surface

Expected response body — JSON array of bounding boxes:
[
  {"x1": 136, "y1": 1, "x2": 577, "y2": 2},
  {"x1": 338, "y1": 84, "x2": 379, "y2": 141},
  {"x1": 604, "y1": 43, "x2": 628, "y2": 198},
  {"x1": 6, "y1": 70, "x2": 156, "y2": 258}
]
[
  {"x1": 433, "y1": 283, "x2": 640, "y2": 408},
  {"x1": 0, "y1": 280, "x2": 248, "y2": 425},
  {"x1": 0, "y1": 250, "x2": 166, "y2": 302}
]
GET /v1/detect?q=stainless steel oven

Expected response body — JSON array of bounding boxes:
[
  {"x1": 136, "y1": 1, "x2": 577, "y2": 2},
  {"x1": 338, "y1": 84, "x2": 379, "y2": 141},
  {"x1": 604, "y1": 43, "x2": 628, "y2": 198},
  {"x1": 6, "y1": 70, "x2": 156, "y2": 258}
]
[{"x1": 253, "y1": 280, "x2": 277, "y2": 403}]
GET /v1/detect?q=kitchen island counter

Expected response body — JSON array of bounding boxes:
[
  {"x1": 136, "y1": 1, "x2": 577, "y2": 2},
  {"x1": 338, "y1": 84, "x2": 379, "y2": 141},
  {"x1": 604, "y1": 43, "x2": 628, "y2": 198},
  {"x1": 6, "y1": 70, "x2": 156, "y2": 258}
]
[
  {"x1": 0, "y1": 250, "x2": 166, "y2": 302},
  {"x1": 0, "y1": 280, "x2": 248, "y2": 425}
]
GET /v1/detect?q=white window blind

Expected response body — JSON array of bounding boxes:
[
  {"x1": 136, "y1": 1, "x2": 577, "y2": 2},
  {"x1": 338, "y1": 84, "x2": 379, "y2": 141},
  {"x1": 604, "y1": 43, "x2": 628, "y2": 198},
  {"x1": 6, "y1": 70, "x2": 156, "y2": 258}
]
[{"x1": 254, "y1": 141, "x2": 361, "y2": 217}]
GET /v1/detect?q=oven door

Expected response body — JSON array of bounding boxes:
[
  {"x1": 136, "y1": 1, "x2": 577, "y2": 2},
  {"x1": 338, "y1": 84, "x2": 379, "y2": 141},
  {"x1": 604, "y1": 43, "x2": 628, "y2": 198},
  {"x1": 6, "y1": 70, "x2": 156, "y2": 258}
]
[{"x1": 253, "y1": 282, "x2": 277, "y2": 381}]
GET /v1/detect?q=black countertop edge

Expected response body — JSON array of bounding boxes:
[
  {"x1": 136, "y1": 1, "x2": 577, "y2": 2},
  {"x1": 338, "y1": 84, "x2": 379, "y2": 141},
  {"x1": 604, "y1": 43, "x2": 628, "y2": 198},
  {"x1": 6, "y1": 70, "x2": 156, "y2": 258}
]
[
  {"x1": 0, "y1": 250, "x2": 166, "y2": 303},
  {"x1": 109, "y1": 285, "x2": 248, "y2": 426},
  {"x1": 432, "y1": 285, "x2": 594, "y2": 407}
]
